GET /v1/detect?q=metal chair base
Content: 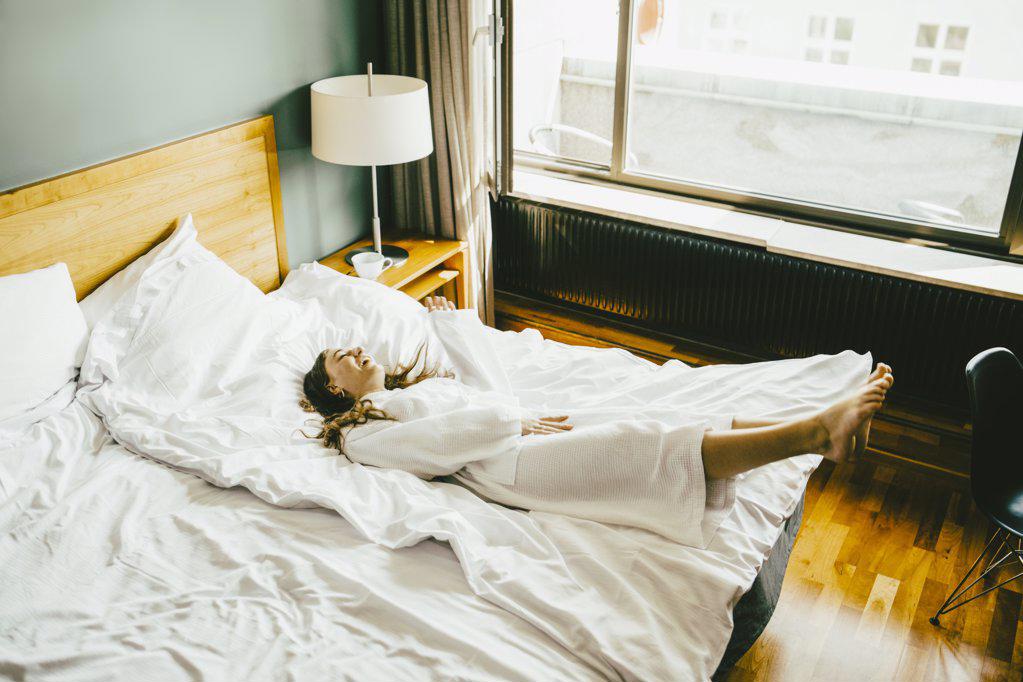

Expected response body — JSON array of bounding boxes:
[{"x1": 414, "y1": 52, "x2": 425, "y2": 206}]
[{"x1": 931, "y1": 527, "x2": 1023, "y2": 626}]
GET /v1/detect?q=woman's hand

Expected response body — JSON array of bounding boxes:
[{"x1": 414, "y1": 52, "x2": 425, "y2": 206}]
[
  {"x1": 521, "y1": 415, "x2": 573, "y2": 436},
  {"x1": 423, "y1": 295, "x2": 456, "y2": 313}
]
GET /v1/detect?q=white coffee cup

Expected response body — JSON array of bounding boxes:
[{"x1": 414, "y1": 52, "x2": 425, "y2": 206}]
[{"x1": 351, "y1": 251, "x2": 393, "y2": 280}]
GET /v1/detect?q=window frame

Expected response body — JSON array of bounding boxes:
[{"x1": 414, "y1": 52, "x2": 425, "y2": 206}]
[{"x1": 501, "y1": 0, "x2": 1023, "y2": 259}]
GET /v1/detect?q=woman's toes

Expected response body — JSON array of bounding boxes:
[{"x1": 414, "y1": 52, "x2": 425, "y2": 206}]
[{"x1": 868, "y1": 364, "x2": 893, "y2": 387}]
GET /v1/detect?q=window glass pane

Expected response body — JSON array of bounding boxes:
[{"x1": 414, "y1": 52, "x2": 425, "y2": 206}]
[
  {"x1": 807, "y1": 16, "x2": 826, "y2": 39},
  {"x1": 829, "y1": 50, "x2": 850, "y2": 65},
  {"x1": 910, "y1": 57, "x2": 932, "y2": 73},
  {"x1": 916, "y1": 24, "x2": 938, "y2": 48},
  {"x1": 834, "y1": 17, "x2": 854, "y2": 41},
  {"x1": 512, "y1": 0, "x2": 619, "y2": 166},
  {"x1": 945, "y1": 26, "x2": 969, "y2": 50},
  {"x1": 624, "y1": 0, "x2": 1023, "y2": 235},
  {"x1": 939, "y1": 60, "x2": 961, "y2": 76}
]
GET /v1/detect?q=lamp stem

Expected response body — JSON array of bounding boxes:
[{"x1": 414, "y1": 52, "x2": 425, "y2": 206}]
[
  {"x1": 371, "y1": 164, "x2": 381, "y2": 254},
  {"x1": 367, "y1": 61, "x2": 381, "y2": 254}
]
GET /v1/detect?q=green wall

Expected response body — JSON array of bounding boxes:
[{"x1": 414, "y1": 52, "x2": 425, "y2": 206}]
[{"x1": 0, "y1": 0, "x2": 378, "y2": 266}]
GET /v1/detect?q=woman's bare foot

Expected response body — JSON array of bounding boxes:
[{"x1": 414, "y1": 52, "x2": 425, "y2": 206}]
[
  {"x1": 853, "y1": 364, "x2": 894, "y2": 458},
  {"x1": 815, "y1": 378, "x2": 889, "y2": 463}
]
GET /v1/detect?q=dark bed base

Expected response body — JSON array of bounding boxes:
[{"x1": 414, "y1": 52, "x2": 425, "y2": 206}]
[{"x1": 712, "y1": 494, "x2": 805, "y2": 680}]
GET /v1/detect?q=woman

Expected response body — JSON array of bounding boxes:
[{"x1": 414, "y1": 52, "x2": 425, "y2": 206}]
[{"x1": 302, "y1": 295, "x2": 893, "y2": 546}]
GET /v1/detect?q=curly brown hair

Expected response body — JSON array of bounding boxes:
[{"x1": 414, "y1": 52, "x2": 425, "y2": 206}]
[{"x1": 300, "y1": 344, "x2": 449, "y2": 453}]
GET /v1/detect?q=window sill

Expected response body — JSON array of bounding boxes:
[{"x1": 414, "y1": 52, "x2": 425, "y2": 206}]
[{"x1": 510, "y1": 170, "x2": 1023, "y2": 302}]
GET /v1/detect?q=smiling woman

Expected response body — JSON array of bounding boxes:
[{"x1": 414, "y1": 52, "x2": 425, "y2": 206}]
[
  {"x1": 323, "y1": 347, "x2": 388, "y2": 398},
  {"x1": 300, "y1": 334, "x2": 450, "y2": 451},
  {"x1": 292, "y1": 287, "x2": 895, "y2": 556}
]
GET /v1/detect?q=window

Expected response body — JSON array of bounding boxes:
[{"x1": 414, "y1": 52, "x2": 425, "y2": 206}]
[
  {"x1": 509, "y1": 0, "x2": 1023, "y2": 251},
  {"x1": 804, "y1": 15, "x2": 854, "y2": 65},
  {"x1": 702, "y1": 4, "x2": 751, "y2": 54},
  {"x1": 911, "y1": 23, "x2": 969, "y2": 76},
  {"x1": 511, "y1": 0, "x2": 620, "y2": 167}
]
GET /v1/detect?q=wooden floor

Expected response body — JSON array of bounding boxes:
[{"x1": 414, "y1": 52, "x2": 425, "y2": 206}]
[{"x1": 728, "y1": 459, "x2": 1020, "y2": 681}]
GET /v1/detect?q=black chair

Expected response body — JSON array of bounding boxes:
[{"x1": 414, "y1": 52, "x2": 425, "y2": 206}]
[{"x1": 931, "y1": 347, "x2": 1023, "y2": 626}]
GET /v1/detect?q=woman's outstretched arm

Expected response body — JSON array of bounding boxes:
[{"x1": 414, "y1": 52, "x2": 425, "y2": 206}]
[{"x1": 344, "y1": 403, "x2": 523, "y2": 479}]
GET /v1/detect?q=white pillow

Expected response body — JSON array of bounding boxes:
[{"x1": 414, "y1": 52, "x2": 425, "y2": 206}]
[
  {"x1": 77, "y1": 229, "x2": 358, "y2": 452},
  {"x1": 0, "y1": 262, "x2": 88, "y2": 423},
  {"x1": 273, "y1": 263, "x2": 445, "y2": 370},
  {"x1": 79, "y1": 213, "x2": 199, "y2": 330}
]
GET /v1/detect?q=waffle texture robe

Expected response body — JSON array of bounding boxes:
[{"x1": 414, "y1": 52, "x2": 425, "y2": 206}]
[{"x1": 344, "y1": 311, "x2": 736, "y2": 547}]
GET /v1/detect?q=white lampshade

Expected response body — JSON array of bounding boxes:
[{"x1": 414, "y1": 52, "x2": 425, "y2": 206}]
[{"x1": 311, "y1": 74, "x2": 433, "y2": 167}]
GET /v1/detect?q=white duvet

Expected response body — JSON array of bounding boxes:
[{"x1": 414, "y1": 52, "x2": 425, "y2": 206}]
[
  {"x1": 63, "y1": 242, "x2": 869, "y2": 680},
  {"x1": 0, "y1": 403, "x2": 592, "y2": 681}
]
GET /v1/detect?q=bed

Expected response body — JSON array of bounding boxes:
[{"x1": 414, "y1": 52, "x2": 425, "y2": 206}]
[{"x1": 0, "y1": 116, "x2": 855, "y2": 680}]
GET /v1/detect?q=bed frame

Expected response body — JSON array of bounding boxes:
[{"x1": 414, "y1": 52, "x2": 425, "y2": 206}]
[
  {"x1": 0, "y1": 115, "x2": 803, "y2": 677},
  {"x1": 0, "y1": 116, "x2": 288, "y2": 298}
]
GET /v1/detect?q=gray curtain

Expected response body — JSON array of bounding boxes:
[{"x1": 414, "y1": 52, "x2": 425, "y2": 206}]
[{"x1": 384, "y1": 0, "x2": 495, "y2": 324}]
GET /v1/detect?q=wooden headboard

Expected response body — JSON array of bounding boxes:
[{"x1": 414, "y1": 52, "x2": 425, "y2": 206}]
[{"x1": 0, "y1": 116, "x2": 288, "y2": 299}]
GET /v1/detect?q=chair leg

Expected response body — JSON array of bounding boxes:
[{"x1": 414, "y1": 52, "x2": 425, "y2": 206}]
[{"x1": 931, "y1": 527, "x2": 1023, "y2": 625}]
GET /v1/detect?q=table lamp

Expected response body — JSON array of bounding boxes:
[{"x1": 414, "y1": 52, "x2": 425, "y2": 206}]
[{"x1": 311, "y1": 63, "x2": 434, "y2": 267}]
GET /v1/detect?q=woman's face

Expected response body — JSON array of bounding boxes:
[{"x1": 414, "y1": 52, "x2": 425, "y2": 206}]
[{"x1": 322, "y1": 347, "x2": 385, "y2": 398}]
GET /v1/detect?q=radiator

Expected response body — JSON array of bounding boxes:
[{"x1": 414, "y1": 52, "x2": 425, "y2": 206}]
[{"x1": 492, "y1": 196, "x2": 1023, "y2": 411}]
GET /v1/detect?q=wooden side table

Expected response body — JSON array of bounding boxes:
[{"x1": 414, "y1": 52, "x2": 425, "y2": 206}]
[{"x1": 319, "y1": 233, "x2": 471, "y2": 309}]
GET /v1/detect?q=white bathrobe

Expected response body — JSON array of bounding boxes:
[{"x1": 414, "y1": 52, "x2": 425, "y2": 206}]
[{"x1": 344, "y1": 311, "x2": 736, "y2": 547}]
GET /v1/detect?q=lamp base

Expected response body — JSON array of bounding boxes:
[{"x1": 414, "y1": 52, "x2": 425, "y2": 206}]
[{"x1": 344, "y1": 244, "x2": 410, "y2": 269}]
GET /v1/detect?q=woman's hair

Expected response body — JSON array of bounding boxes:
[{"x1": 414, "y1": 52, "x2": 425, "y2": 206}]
[{"x1": 300, "y1": 344, "x2": 448, "y2": 453}]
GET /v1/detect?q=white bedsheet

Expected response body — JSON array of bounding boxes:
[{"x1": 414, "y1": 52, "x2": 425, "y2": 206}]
[
  {"x1": 0, "y1": 402, "x2": 595, "y2": 681},
  {"x1": 0, "y1": 379, "x2": 847, "y2": 682},
  {"x1": 67, "y1": 252, "x2": 871, "y2": 680}
]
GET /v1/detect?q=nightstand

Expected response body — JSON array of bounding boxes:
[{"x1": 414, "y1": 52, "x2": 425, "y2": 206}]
[{"x1": 319, "y1": 233, "x2": 471, "y2": 309}]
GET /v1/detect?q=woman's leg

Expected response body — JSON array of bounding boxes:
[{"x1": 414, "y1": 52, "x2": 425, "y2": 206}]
[
  {"x1": 731, "y1": 417, "x2": 784, "y2": 429},
  {"x1": 703, "y1": 370, "x2": 892, "y2": 479}
]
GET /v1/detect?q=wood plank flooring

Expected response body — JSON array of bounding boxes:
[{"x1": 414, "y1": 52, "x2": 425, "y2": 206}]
[{"x1": 728, "y1": 460, "x2": 1019, "y2": 681}]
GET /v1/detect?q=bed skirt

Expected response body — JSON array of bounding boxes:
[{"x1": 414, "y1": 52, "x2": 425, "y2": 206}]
[{"x1": 712, "y1": 494, "x2": 805, "y2": 679}]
